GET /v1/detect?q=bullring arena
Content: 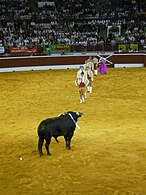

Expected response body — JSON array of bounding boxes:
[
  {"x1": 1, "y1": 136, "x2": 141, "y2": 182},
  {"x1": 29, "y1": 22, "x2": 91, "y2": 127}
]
[{"x1": 0, "y1": 52, "x2": 146, "y2": 195}]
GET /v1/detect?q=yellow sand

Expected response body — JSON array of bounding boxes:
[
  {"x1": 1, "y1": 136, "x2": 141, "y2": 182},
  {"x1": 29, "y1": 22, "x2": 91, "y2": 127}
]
[{"x1": 0, "y1": 68, "x2": 146, "y2": 195}]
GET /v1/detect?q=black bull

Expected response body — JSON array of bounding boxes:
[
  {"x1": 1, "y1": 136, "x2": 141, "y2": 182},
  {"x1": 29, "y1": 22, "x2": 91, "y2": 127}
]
[{"x1": 37, "y1": 111, "x2": 83, "y2": 157}]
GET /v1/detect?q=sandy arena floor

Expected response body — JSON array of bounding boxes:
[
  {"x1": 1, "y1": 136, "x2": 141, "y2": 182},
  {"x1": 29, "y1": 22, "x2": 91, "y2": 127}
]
[{"x1": 0, "y1": 68, "x2": 146, "y2": 195}]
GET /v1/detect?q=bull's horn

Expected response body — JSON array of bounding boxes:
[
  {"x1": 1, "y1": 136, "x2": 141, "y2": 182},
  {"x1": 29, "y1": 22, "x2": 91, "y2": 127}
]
[{"x1": 76, "y1": 112, "x2": 83, "y2": 116}]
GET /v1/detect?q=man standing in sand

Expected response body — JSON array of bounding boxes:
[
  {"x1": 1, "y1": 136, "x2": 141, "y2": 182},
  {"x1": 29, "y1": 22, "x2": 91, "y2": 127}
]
[
  {"x1": 76, "y1": 71, "x2": 89, "y2": 103},
  {"x1": 86, "y1": 66, "x2": 94, "y2": 93}
]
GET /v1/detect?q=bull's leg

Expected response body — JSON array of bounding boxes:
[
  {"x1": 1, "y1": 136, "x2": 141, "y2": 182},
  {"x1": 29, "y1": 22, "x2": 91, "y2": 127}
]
[
  {"x1": 67, "y1": 132, "x2": 74, "y2": 150},
  {"x1": 64, "y1": 135, "x2": 68, "y2": 148},
  {"x1": 68, "y1": 138, "x2": 72, "y2": 150},
  {"x1": 67, "y1": 137, "x2": 72, "y2": 150},
  {"x1": 53, "y1": 136, "x2": 59, "y2": 143},
  {"x1": 64, "y1": 135, "x2": 72, "y2": 150},
  {"x1": 38, "y1": 137, "x2": 44, "y2": 157},
  {"x1": 45, "y1": 138, "x2": 51, "y2": 155}
]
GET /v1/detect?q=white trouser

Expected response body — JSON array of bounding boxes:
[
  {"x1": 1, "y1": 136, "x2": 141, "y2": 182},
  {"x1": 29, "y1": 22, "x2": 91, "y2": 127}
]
[{"x1": 89, "y1": 86, "x2": 92, "y2": 93}]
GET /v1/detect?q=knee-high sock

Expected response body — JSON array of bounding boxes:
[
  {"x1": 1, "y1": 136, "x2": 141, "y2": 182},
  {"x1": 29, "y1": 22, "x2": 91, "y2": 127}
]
[
  {"x1": 90, "y1": 86, "x2": 92, "y2": 93},
  {"x1": 94, "y1": 70, "x2": 98, "y2": 75}
]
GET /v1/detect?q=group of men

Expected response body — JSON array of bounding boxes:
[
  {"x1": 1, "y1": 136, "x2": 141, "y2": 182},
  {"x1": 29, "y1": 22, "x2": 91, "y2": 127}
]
[{"x1": 75, "y1": 56, "x2": 99, "y2": 104}]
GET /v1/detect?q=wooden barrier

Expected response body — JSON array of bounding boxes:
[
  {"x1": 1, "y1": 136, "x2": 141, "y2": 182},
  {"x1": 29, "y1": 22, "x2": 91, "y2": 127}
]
[{"x1": 0, "y1": 53, "x2": 145, "y2": 69}]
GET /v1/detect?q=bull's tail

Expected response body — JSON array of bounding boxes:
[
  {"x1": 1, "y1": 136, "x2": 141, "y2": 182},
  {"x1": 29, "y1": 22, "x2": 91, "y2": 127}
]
[
  {"x1": 38, "y1": 136, "x2": 44, "y2": 157},
  {"x1": 37, "y1": 123, "x2": 45, "y2": 157}
]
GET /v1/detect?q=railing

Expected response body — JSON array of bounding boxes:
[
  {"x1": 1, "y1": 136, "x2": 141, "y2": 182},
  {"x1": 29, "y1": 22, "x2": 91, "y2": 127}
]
[{"x1": 0, "y1": 43, "x2": 145, "y2": 57}]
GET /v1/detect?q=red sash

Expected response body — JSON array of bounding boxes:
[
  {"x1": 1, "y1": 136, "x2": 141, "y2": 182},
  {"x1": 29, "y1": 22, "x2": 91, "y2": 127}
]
[{"x1": 79, "y1": 82, "x2": 85, "y2": 87}]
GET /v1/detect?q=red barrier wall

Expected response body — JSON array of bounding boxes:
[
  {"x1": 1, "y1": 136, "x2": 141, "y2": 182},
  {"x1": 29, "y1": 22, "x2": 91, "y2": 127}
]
[{"x1": 0, "y1": 53, "x2": 145, "y2": 68}]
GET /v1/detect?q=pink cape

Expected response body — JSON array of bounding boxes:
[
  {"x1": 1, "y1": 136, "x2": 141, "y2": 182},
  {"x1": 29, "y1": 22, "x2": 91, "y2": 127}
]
[{"x1": 98, "y1": 62, "x2": 108, "y2": 74}]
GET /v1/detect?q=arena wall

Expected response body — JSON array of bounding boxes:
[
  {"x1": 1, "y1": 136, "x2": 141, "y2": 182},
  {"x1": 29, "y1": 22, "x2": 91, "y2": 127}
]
[{"x1": 0, "y1": 53, "x2": 145, "y2": 72}]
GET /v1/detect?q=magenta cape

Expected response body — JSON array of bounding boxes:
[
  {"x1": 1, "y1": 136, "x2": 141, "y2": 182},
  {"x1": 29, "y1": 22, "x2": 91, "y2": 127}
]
[{"x1": 98, "y1": 62, "x2": 108, "y2": 74}]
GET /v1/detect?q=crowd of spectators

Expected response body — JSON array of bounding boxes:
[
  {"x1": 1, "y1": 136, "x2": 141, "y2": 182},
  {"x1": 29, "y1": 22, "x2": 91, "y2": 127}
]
[{"x1": 0, "y1": 0, "x2": 145, "y2": 51}]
